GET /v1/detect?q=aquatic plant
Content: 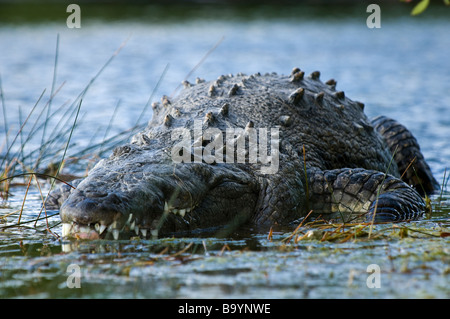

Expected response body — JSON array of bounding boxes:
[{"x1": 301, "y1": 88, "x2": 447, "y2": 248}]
[{"x1": 401, "y1": 0, "x2": 450, "y2": 15}]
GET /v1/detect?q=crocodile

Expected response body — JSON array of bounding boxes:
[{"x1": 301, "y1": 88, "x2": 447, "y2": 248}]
[{"x1": 47, "y1": 68, "x2": 439, "y2": 240}]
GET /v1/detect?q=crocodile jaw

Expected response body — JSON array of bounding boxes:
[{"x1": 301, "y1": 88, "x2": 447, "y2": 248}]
[
  {"x1": 60, "y1": 199, "x2": 194, "y2": 240},
  {"x1": 59, "y1": 161, "x2": 259, "y2": 240}
]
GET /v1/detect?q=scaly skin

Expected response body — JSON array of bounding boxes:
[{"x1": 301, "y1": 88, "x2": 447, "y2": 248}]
[{"x1": 47, "y1": 68, "x2": 438, "y2": 239}]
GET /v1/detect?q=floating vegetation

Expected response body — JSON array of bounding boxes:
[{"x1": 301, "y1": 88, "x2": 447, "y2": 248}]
[{"x1": 280, "y1": 214, "x2": 449, "y2": 244}]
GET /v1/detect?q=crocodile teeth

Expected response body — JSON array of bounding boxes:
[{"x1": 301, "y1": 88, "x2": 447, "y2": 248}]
[
  {"x1": 112, "y1": 229, "x2": 120, "y2": 240},
  {"x1": 140, "y1": 229, "x2": 148, "y2": 237},
  {"x1": 95, "y1": 223, "x2": 107, "y2": 235},
  {"x1": 109, "y1": 221, "x2": 118, "y2": 230},
  {"x1": 151, "y1": 229, "x2": 158, "y2": 237},
  {"x1": 78, "y1": 225, "x2": 93, "y2": 235},
  {"x1": 126, "y1": 214, "x2": 133, "y2": 225},
  {"x1": 62, "y1": 223, "x2": 73, "y2": 237},
  {"x1": 100, "y1": 225, "x2": 107, "y2": 235},
  {"x1": 169, "y1": 207, "x2": 191, "y2": 217},
  {"x1": 164, "y1": 200, "x2": 191, "y2": 217}
]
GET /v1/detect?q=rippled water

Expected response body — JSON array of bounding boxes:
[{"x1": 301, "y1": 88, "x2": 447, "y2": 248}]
[{"x1": 0, "y1": 4, "x2": 449, "y2": 299}]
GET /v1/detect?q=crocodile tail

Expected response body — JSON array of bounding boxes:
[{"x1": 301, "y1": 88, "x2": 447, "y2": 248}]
[{"x1": 372, "y1": 116, "x2": 439, "y2": 195}]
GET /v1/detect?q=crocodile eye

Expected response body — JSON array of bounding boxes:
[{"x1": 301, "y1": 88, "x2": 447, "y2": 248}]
[{"x1": 113, "y1": 145, "x2": 131, "y2": 157}]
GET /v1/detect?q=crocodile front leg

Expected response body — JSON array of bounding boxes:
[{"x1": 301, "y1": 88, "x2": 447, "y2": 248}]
[{"x1": 307, "y1": 167, "x2": 426, "y2": 222}]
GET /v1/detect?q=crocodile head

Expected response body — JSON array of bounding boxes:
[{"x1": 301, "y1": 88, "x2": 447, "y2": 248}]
[{"x1": 60, "y1": 143, "x2": 260, "y2": 240}]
